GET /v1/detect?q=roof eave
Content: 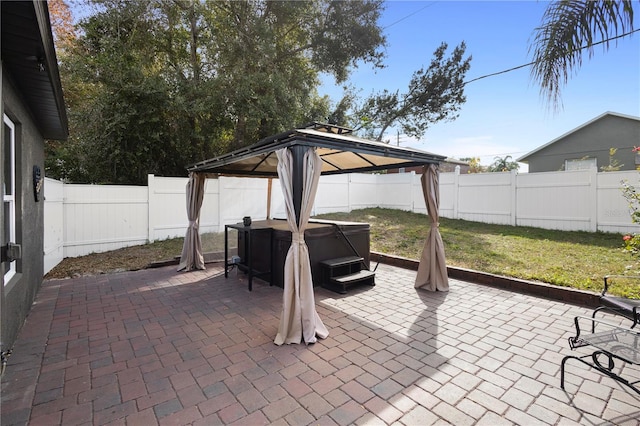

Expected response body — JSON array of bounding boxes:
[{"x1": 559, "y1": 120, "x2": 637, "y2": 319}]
[
  {"x1": 2, "y1": 1, "x2": 69, "y2": 140},
  {"x1": 34, "y1": 0, "x2": 68, "y2": 140}
]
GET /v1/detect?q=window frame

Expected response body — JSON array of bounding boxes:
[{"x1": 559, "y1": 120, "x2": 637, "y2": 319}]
[
  {"x1": 565, "y1": 157, "x2": 597, "y2": 171},
  {"x1": 3, "y1": 114, "x2": 17, "y2": 283}
]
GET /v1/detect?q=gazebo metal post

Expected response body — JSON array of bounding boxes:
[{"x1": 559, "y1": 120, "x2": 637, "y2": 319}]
[{"x1": 291, "y1": 145, "x2": 306, "y2": 227}]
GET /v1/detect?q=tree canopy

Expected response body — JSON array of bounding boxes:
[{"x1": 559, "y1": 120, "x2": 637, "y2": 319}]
[
  {"x1": 487, "y1": 155, "x2": 519, "y2": 173},
  {"x1": 353, "y1": 42, "x2": 471, "y2": 142},
  {"x1": 49, "y1": 0, "x2": 387, "y2": 184},
  {"x1": 460, "y1": 157, "x2": 485, "y2": 173},
  {"x1": 48, "y1": 0, "x2": 472, "y2": 184}
]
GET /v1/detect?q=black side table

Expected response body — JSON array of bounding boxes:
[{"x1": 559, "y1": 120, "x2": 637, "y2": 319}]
[{"x1": 225, "y1": 223, "x2": 273, "y2": 291}]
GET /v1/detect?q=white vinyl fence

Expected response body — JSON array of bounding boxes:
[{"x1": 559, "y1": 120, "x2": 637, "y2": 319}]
[{"x1": 43, "y1": 169, "x2": 640, "y2": 274}]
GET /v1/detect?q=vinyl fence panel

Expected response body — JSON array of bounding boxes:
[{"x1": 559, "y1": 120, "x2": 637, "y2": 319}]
[
  {"x1": 314, "y1": 174, "x2": 350, "y2": 216},
  {"x1": 516, "y1": 170, "x2": 596, "y2": 231},
  {"x1": 218, "y1": 176, "x2": 269, "y2": 227},
  {"x1": 438, "y1": 170, "x2": 457, "y2": 219},
  {"x1": 44, "y1": 169, "x2": 640, "y2": 275},
  {"x1": 347, "y1": 173, "x2": 379, "y2": 211},
  {"x1": 43, "y1": 178, "x2": 64, "y2": 274},
  {"x1": 456, "y1": 171, "x2": 515, "y2": 225},
  {"x1": 268, "y1": 178, "x2": 286, "y2": 220},
  {"x1": 148, "y1": 175, "x2": 219, "y2": 241},
  {"x1": 62, "y1": 183, "x2": 149, "y2": 258},
  {"x1": 597, "y1": 170, "x2": 640, "y2": 234},
  {"x1": 376, "y1": 172, "x2": 414, "y2": 211},
  {"x1": 148, "y1": 175, "x2": 189, "y2": 242},
  {"x1": 411, "y1": 172, "x2": 427, "y2": 215}
]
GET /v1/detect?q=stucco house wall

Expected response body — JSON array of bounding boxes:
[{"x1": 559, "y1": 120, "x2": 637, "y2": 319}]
[
  {"x1": 518, "y1": 112, "x2": 640, "y2": 173},
  {"x1": 1, "y1": 73, "x2": 47, "y2": 350},
  {"x1": 1, "y1": 1, "x2": 68, "y2": 357}
]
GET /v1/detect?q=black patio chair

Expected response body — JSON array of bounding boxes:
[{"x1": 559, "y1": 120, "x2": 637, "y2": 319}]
[{"x1": 591, "y1": 275, "x2": 640, "y2": 331}]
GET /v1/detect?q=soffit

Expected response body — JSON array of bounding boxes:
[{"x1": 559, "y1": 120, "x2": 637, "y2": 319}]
[{"x1": 1, "y1": 1, "x2": 68, "y2": 140}]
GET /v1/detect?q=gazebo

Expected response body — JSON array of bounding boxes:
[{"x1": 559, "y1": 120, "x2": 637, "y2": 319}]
[{"x1": 179, "y1": 123, "x2": 449, "y2": 345}]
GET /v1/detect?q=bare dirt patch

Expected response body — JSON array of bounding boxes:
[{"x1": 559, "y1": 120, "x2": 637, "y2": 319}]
[
  {"x1": 45, "y1": 241, "x2": 182, "y2": 279},
  {"x1": 45, "y1": 233, "x2": 229, "y2": 279}
]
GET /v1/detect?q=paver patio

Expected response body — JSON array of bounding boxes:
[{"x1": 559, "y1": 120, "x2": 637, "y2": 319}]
[{"x1": 1, "y1": 262, "x2": 639, "y2": 425}]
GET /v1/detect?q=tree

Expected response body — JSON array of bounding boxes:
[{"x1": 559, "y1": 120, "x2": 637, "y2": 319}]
[
  {"x1": 487, "y1": 155, "x2": 519, "y2": 172},
  {"x1": 529, "y1": 0, "x2": 635, "y2": 110},
  {"x1": 54, "y1": 0, "x2": 183, "y2": 184},
  {"x1": 352, "y1": 42, "x2": 471, "y2": 142},
  {"x1": 48, "y1": 0, "x2": 76, "y2": 47},
  {"x1": 600, "y1": 148, "x2": 624, "y2": 172},
  {"x1": 460, "y1": 157, "x2": 485, "y2": 173},
  {"x1": 48, "y1": 0, "x2": 387, "y2": 184}
]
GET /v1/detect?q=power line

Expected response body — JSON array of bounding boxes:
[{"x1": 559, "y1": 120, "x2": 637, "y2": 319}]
[
  {"x1": 383, "y1": 2, "x2": 439, "y2": 30},
  {"x1": 462, "y1": 28, "x2": 640, "y2": 87},
  {"x1": 381, "y1": 3, "x2": 638, "y2": 88}
]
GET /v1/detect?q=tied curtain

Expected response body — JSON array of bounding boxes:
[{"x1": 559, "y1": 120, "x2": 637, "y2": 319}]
[
  {"x1": 274, "y1": 147, "x2": 329, "y2": 345},
  {"x1": 178, "y1": 172, "x2": 206, "y2": 271},
  {"x1": 415, "y1": 164, "x2": 449, "y2": 291}
]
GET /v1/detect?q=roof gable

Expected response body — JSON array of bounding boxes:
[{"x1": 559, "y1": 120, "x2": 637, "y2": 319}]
[{"x1": 517, "y1": 112, "x2": 640, "y2": 162}]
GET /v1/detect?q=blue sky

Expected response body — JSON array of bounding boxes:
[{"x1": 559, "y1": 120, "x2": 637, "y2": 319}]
[{"x1": 319, "y1": 1, "x2": 640, "y2": 170}]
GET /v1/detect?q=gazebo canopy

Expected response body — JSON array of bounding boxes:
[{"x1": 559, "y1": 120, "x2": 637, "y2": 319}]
[{"x1": 187, "y1": 122, "x2": 446, "y2": 176}]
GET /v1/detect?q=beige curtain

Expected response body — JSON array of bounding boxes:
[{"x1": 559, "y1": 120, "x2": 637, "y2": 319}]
[
  {"x1": 178, "y1": 172, "x2": 206, "y2": 271},
  {"x1": 415, "y1": 164, "x2": 449, "y2": 291},
  {"x1": 274, "y1": 147, "x2": 329, "y2": 345}
]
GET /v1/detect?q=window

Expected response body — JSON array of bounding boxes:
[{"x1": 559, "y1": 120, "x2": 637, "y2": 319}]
[
  {"x1": 3, "y1": 114, "x2": 16, "y2": 283},
  {"x1": 565, "y1": 157, "x2": 596, "y2": 171}
]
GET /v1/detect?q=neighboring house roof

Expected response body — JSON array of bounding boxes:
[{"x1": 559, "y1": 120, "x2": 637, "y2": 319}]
[
  {"x1": 517, "y1": 111, "x2": 640, "y2": 163},
  {"x1": 2, "y1": 0, "x2": 68, "y2": 140},
  {"x1": 188, "y1": 122, "x2": 446, "y2": 177}
]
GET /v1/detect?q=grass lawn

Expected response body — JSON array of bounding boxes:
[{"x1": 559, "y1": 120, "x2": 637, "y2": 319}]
[
  {"x1": 46, "y1": 207, "x2": 640, "y2": 298},
  {"x1": 316, "y1": 208, "x2": 639, "y2": 298}
]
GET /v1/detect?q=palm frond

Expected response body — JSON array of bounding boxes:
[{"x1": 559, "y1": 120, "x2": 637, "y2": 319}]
[{"x1": 529, "y1": 0, "x2": 635, "y2": 111}]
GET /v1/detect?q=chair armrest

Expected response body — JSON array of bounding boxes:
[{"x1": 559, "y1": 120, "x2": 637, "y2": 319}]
[
  {"x1": 575, "y1": 315, "x2": 639, "y2": 331},
  {"x1": 572, "y1": 315, "x2": 640, "y2": 345}
]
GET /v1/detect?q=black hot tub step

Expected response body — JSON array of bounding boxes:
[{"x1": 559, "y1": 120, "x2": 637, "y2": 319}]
[
  {"x1": 329, "y1": 270, "x2": 375, "y2": 294},
  {"x1": 320, "y1": 256, "x2": 363, "y2": 268},
  {"x1": 320, "y1": 256, "x2": 373, "y2": 294}
]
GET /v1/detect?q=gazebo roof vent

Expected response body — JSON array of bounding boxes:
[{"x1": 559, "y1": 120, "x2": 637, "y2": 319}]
[{"x1": 301, "y1": 122, "x2": 354, "y2": 135}]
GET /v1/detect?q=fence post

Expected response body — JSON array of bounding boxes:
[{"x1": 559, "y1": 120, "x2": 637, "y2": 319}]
[
  {"x1": 218, "y1": 176, "x2": 225, "y2": 232},
  {"x1": 347, "y1": 174, "x2": 352, "y2": 213},
  {"x1": 453, "y1": 166, "x2": 460, "y2": 219},
  {"x1": 375, "y1": 174, "x2": 381, "y2": 208},
  {"x1": 510, "y1": 169, "x2": 517, "y2": 226},
  {"x1": 589, "y1": 167, "x2": 598, "y2": 232},
  {"x1": 409, "y1": 171, "x2": 415, "y2": 213},
  {"x1": 43, "y1": 178, "x2": 65, "y2": 274},
  {"x1": 147, "y1": 174, "x2": 154, "y2": 243}
]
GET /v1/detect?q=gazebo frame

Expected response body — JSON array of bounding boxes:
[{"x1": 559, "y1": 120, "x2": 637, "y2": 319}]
[{"x1": 181, "y1": 123, "x2": 450, "y2": 345}]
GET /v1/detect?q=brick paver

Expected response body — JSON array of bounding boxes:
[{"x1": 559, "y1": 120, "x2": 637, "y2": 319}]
[{"x1": 1, "y1": 263, "x2": 639, "y2": 425}]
